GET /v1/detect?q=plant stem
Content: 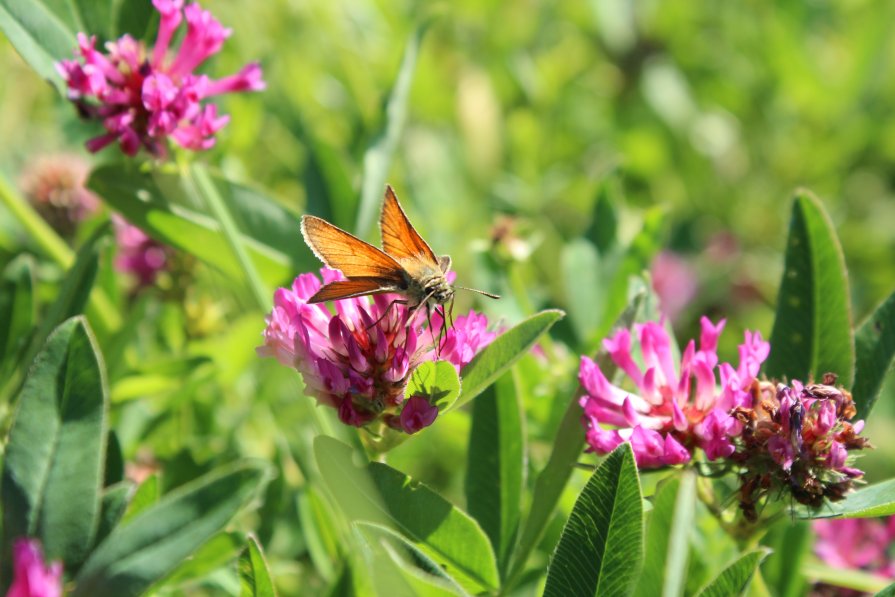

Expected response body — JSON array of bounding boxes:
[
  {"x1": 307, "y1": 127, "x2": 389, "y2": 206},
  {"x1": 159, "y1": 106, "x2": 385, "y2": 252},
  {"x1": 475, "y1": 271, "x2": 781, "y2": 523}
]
[{"x1": 187, "y1": 164, "x2": 269, "y2": 310}]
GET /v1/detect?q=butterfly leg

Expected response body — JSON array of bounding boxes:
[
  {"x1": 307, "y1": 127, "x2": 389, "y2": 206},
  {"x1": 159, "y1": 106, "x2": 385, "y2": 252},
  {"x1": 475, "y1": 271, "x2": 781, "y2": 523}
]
[{"x1": 365, "y1": 298, "x2": 408, "y2": 331}]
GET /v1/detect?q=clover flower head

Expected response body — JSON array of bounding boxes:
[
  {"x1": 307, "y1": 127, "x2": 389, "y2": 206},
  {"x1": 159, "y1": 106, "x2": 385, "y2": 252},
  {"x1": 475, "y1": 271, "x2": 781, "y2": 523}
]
[
  {"x1": 57, "y1": 0, "x2": 264, "y2": 157},
  {"x1": 7, "y1": 539, "x2": 63, "y2": 597},
  {"x1": 812, "y1": 516, "x2": 895, "y2": 582},
  {"x1": 731, "y1": 374, "x2": 869, "y2": 519},
  {"x1": 20, "y1": 153, "x2": 99, "y2": 238},
  {"x1": 258, "y1": 269, "x2": 496, "y2": 434},
  {"x1": 578, "y1": 317, "x2": 769, "y2": 468}
]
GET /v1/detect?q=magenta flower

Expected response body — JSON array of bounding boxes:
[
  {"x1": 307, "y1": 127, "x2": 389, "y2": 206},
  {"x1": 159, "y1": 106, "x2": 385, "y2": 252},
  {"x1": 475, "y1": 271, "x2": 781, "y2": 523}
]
[
  {"x1": 731, "y1": 375, "x2": 869, "y2": 519},
  {"x1": 651, "y1": 251, "x2": 698, "y2": 323},
  {"x1": 435, "y1": 310, "x2": 497, "y2": 372},
  {"x1": 258, "y1": 269, "x2": 496, "y2": 433},
  {"x1": 112, "y1": 215, "x2": 170, "y2": 287},
  {"x1": 813, "y1": 516, "x2": 895, "y2": 579},
  {"x1": 7, "y1": 539, "x2": 63, "y2": 597},
  {"x1": 57, "y1": 0, "x2": 265, "y2": 157},
  {"x1": 578, "y1": 317, "x2": 770, "y2": 468},
  {"x1": 400, "y1": 395, "x2": 439, "y2": 434}
]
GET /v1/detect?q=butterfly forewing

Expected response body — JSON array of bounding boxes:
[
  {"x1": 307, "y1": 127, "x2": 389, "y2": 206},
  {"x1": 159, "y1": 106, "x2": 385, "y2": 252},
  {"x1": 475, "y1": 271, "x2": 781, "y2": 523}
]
[
  {"x1": 380, "y1": 185, "x2": 440, "y2": 267},
  {"x1": 301, "y1": 215, "x2": 406, "y2": 281}
]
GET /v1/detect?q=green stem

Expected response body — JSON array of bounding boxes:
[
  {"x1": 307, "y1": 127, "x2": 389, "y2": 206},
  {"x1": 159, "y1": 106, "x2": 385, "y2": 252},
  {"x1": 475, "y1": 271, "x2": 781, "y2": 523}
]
[
  {"x1": 0, "y1": 173, "x2": 119, "y2": 335},
  {"x1": 186, "y1": 164, "x2": 269, "y2": 310}
]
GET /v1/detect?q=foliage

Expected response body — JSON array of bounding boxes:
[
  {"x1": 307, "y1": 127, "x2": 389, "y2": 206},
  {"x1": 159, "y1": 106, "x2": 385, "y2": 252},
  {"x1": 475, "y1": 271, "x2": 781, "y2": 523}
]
[{"x1": 1, "y1": 0, "x2": 894, "y2": 595}]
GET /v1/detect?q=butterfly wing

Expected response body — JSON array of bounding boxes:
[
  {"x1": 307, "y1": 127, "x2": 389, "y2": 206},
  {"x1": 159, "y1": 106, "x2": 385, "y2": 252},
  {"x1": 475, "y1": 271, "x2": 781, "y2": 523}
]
[
  {"x1": 301, "y1": 215, "x2": 407, "y2": 283},
  {"x1": 307, "y1": 278, "x2": 400, "y2": 303},
  {"x1": 379, "y1": 185, "x2": 440, "y2": 268}
]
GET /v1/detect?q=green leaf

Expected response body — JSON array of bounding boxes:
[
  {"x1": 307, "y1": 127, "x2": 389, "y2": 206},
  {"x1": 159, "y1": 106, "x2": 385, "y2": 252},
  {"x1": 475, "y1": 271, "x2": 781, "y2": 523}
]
[
  {"x1": 314, "y1": 436, "x2": 499, "y2": 592},
  {"x1": 88, "y1": 163, "x2": 312, "y2": 289},
  {"x1": 544, "y1": 444, "x2": 644, "y2": 597},
  {"x1": 634, "y1": 472, "x2": 696, "y2": 597},
  {"x1": 153, "y1": 531, "x2": 243, "y2": 590},
  {"x1": 0, "y1": 0, "x2": 77, "y2": 85},
  {"x1": 1, "y1": 317, "x2": 108, "y2": 578},
  {"x1": 508, "y1": 294, "x2": 643, "y2": 585},
  {"x1": 465, "y1": 371, "x2": 524, "y2": 579},
  {"x1": 406, "y1": 360, "x2": 461, "y2": 411},
  {"x1": 586, "y1": 177, "x2": 620, "y2": 254},
  {"x1": 802, "y1": 559, "x2": 890, "y2": 594},
  {"x1": 805, "y1": 478, "x2": 895, "y2": 519},
  {"x1": 72, "y1": 460, "x2": 269, "y2": 597},
  {"x1": 598, "y1": 206, "x2": 664, "y2": 340},
  {"x1": 356, "y1": 522, "x2": 467, "y2": 597},
  {"x1": 23, "y1": 224, "x2": 107, "y2": 373},
  {"x1": 452, "y1": 309, "x2": 563, "y2": 411},
  {"x1": 121, "y1": 474, "x2": 160, "y2": 524},
  {"x1": 0, "y1": 0, "x2": 154, "y2": 86},
  {"x1": 96, "y1": 482, "x2": 135, "y2": 546},
  {"x1": 852, "y1": 289, "x2": 895, "y2": 416},
  {"x1": 879, "y1": 583, "x2": 895, "y2": 597},
  {"x1": 296, "y1": 487, "x2": 340, "y2": 582},
  {"x1": 766, "y1": 192, "x2": 854, "y2": 387},
  {"x1": 0, "y1": 254, "x2": 35, "y2": 373},
  {"x1": 561, "y1": 239, "x2": 603, "y2": 344},
  {"x1": 695, "y1": 550, "x2": 770, "y2": 597},
  {"x1": 760, "y1": 520, "x2": 810, "y2": 597},
  {"x1": 239, "y1": 535, "x2": 277, "y2": 597},
  {"x1": 355, "y1": 24, "x2": 426, "y2": 237}
]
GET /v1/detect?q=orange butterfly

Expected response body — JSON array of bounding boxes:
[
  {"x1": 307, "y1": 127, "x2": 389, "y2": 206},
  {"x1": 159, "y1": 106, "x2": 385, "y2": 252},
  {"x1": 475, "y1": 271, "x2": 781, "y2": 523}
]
[{"x1": 300, "y1": 185, "x2": 498, "y2": 319}]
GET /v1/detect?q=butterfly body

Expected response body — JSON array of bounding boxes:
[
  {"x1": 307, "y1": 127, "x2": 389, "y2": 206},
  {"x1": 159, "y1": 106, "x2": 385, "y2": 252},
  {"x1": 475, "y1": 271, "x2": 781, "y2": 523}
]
[{"x1": 300, "y1": 186, "x2": 489, "y2": 311}]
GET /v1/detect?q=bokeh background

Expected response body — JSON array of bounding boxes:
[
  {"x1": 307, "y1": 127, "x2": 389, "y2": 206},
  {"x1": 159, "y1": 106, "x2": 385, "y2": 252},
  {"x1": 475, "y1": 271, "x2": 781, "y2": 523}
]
[{"x1": 2, "y1": 0, "x2": 894, "y2": 593}]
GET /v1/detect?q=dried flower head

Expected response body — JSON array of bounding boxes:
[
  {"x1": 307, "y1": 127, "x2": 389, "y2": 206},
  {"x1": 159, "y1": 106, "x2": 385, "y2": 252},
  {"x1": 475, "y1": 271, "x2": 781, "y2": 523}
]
[
  {"x1": 20, "y1": 153, "x2": 99, "y2": 238},
  {"x1": 732, "y1": 374, "x2": 869, "y2": 520},
  {"x1": 258, "y1": 269, "x2": 496, "y2": 434},
  {"x1": 57, "y1": 0, "x2": 265, "y2": 157}
]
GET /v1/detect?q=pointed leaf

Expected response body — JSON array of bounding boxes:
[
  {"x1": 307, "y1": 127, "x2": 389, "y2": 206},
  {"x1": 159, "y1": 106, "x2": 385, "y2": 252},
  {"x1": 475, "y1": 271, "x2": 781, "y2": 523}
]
[
  {"x1": 561, "y1": 239, "x2": 602, "y2": 344},
  {"x1": 452, "y1": 309, "x2": 563, "y2": 411},
  {"x1": 355, "y1": 25, "x2": 426, "y2": 237},
  {"x1": 72, "y1": 460, "x2": 269, "y2": 597},
  {"x1": 634, "y1": 472, "x2": 696, "y2": 597},
  {"x1": 766, "y1": 192, "x2": 854, "y2": 387},
  {"x1": 239, "y1": 535, "x2": 277, "y2": 597},
  {"x1": 1, "y1": 317, "x2": 108, "y2": 577},
  {"x1": 96, "y1": 482, "x2": 135, "y2": 546},
  {"x1": 406, "y1": 360, "x2": 461, "y2": 410},
  {"x1": 0, "y1": 0, "x2": 77, "y2": 85},
  {"x1": 121, "y1": 474, "x2": 159, "y2": 524},
  {"x1": 314, "y1": 436, "x2": 499, "y2": 592},
  {"x1": 0, "y1": 254, "x2": 35, "y2": 372},
  {"x1": 508, "y1": 294, "x2": 643, "y2": 583},
  {"x1": 465, "y1": 370, "x2": 524, "y2": 578},
  {"x1": 852, "y1": 289, "x2": 895, "y2": 416},
  {"x1": 586, "y1": 177, "x2": 619, "y2": 254},
  {"x1": 695, "y1": 550, "x2": 770, "y2": 597},
  {"x1": 544, "y1": 444, "x2": 644, "y2": 597},
  {"x1": 804, "y1": 478, "x2": 895, "y2": 519}
]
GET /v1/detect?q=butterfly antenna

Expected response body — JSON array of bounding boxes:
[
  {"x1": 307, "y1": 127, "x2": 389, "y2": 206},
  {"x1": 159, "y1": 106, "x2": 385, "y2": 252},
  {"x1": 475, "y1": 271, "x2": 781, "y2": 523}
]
[{"x1": 455, "y1": 285, "x2": 500, "y2": 299}]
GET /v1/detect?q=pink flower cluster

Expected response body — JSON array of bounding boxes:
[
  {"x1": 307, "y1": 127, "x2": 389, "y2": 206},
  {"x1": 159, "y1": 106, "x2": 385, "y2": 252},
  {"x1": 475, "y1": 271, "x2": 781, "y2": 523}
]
[
  {"x1": 7, "y1": 539, "x2": 62, "y2": 597},
  {"x1": 814, "y1": 516, "x2": 895, "y2": 579},
  {"x1": 579, "y1": 317, "x2": 769, "y2": 468},
  {"x1": 57, "y1": 0, "x2": 264, "y2": 156},
  {"x1": 258, "y1": 269, "x2": 497, "y2": 434},
  {"x1": 112, "y1": 215, "x2": 170, "y2": 287}
]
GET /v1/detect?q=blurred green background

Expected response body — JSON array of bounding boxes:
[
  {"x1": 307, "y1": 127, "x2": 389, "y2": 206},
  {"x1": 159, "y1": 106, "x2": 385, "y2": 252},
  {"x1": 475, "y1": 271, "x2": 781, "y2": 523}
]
[{"x1": 2, "y1": 0, "x2": 895, "y2": 593}]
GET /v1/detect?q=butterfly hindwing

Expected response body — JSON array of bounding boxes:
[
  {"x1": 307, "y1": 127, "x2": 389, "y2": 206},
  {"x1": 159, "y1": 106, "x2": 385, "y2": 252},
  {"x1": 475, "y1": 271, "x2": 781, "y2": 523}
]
[{"x1": 307, "y1": 278, "x2": 402, "y2": 303}]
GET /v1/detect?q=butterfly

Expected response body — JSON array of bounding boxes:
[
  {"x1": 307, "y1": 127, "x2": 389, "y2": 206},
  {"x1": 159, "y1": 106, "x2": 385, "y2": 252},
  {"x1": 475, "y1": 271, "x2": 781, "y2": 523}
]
[{"x1": 300, "y1": 185, "x2": 499, "y2": 325}]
